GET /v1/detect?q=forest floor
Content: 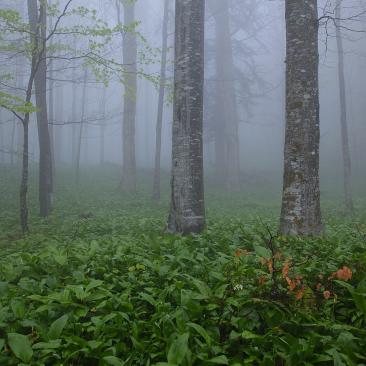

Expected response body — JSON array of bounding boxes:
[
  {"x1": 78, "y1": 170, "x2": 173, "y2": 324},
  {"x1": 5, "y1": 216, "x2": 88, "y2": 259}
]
[{"x1": 1, "y1": 165, "x2": 366, "y2": 365}]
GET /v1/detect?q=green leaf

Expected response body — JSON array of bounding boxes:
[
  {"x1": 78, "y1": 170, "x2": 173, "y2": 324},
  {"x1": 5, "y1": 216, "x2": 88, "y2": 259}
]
[
  {"x1": 48, "y1": 314, "x2": 68, "y2": 340},
  {"x1": 167, "y1": 333, "x2": 189, "y2": 365},
  {"x1": 187, "y1": 322, "x2": 211, "y2": 346},
  {"x1": 253, "y1": 245, "x2": 272, "y2": 260},
  {"x1": 103, "y1": 356, "x2": 124, "y2": 366},
  {"x1": 242, "y1": 330, "x2": 260, "y2": 340},
  {"x1": 7, "y1": 333, "x2": 33, "y2": 363},
  {"x1": 10, "y1": 300, "x2": 26, "y2": 319},
  {"x1": 208, "y1": 355, "x2": 229, "y2": 364},
  {"x1": 0, "y1": 339, "x2": 4, "y2": 351}
]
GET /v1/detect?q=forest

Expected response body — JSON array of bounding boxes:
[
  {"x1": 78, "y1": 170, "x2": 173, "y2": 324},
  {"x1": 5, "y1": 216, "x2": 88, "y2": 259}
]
[{"x1": 0, "y1": 0, "x2": 366, "y2": 365}]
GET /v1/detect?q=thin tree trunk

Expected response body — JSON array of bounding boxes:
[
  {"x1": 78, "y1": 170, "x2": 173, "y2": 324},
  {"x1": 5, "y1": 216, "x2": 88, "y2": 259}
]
[
  {"x1": 167, "y1": 0, "x2": 206, "y2": 235},
  {"x1": 0, "y1": 111, "x2": 4, "y2": 164},
  {"x1": 29, "y1": 0, "x2": 53, "y2": 217},
  {"x1": 48, "y1": 1, "x2": 56, "y2": 182},
  {"x1": 211, "y1": 0, "x2": 240, "y2": 191},
  {"x1": 55, "y1": 82, "x2": 64, "y2": 164},
  {"x1": 10, "y1": 120, "x2": 16, "y2": 165},
  {"x1": 100, "y1": 88, "x2": 106, "y2": 165},
  {"x1": 335, "y1": 0, "x2": 354, "y2": 215},
  {"x1": 152, "y1": 0, "x2": 169, "y2": 200},
  {"x1": 76, "y1": 69, "x2": 88, "y2": 183},
  {"x1": 280, "y1": 0, "x2": 323, "y2": 236},
  {"x1": 119, "y1": 0, "x2": 137, "y2": 193},
  {"x1": 20, "y1": 118, "x2": 29, "y2": 233},
  {"x1": 71, "y1": 36, "x2": 78, "y2": 165}
]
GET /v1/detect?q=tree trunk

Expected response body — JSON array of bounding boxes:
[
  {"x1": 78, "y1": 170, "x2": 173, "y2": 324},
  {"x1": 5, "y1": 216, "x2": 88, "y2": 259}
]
[
  {"x1": 120, "y1": 0, "x2": 137, "y2": 192},
  {"x1": 167, "y1": 0, "x2": 206, "y2": 235},
  {"x1": 20, "y1": 118, "x2": 29, "y2": 234},
  {"x1": 0, "y1": 111, "x2": 4, "y2": 164},
  {"x1": 71, "y1": 36, "x2": 78, "y2": 165},
  {"x1": 55, "y1": 82, "x2": 64, "y2": 164},
  {"x1": 152, "y1": 0, "x2": 169, "y2": 200},
  {"x1": 48, "y1": 2, "x2": 56, "y2": 181},
  {"x1": 211, "y1": 0, "x2": 241, "y2": 191},
  {"x1": 280, "y1": 0, "x2": 323, "y2": 236},
  {"x1": 10, "y1": 119, "x2": 16, "y2": 165},
  {"x1": 76, "y1": 69, "x2": 88, "y2": 183},
  {"x1": 100, "y1": 88, "x2": 106, "y2": 165},
  {"x1": 29, "y1": 0, "x2": 53, "y2": 217},
  {"x1": 335, "y1": 0, "x2": 354, "y2": 215}
]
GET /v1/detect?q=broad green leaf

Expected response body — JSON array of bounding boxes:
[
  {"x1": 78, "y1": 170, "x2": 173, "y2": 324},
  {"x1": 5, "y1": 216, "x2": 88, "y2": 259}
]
[
  {"x1": 103, "y1": 356, "x2": 124, "y2": 366},
  {"x1": 167, "y1": 333, "x2": 189, "y2": 365},
  {"x1": 48, "y1": 315, "x2": 68, "y2": 340},
  {"x1": 187, "y1": 322, "x2": 211, "y2": 346},
  {"x1": 8, "y1": 333, "x2": 33, "y2": 363},
  {"x1": 242, "y1": 330, "x2": 260, "y2": 340},
  {"x1": 253, "y1": 245, "x2": 272, "y2": 260},
  {"x1": 208, "y1": 355, "x2": 229, "y2": 364},
  {"x1": 0, "y1": 339, "x2": 4, "y2": 351}
]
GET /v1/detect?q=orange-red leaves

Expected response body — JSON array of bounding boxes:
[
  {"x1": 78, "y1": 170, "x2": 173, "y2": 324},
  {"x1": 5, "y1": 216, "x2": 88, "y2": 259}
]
[{"x1": 329, "y1": 266, "x2": 353, "y2": 282}]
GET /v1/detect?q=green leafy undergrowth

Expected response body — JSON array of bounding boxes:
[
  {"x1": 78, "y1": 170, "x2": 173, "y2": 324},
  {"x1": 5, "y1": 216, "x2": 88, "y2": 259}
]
[{"x1": 1, "y1": 215, "x2": 366, "y2": 365}]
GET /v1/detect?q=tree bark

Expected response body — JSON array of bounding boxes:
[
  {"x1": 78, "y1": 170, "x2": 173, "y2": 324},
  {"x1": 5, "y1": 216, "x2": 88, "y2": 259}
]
[
  {"x1": 29, "y1": 0, "x2": 53, "y2": 217},
  {"x1": 152, "y1": 0, "x2": 169, "y2": 200},
  {"x1": 167, "y1": 0, "x2": 206, "y2": 235},
  {"x1": 55, "y1": 82, "x2": 64, "y2": 164},
  {"x1": 71, "y1": 36, "x2": 78, "y2": 165},
  {"x1": 120, "y1": 0, "x2": 137, "y2": 193},
  {"x1": 0, "y1": 111, "x2": 4, "y2": 164},
  {"x1": 335, "y1": 0, "x2": 354, "y2": 215},
  {"x1": 20, "y1": 117, "x2": 30, "y2": 234},
  {"x1": 76, "y1": 69, "x2": 88, "y2": 183},
  {"x1": 100, "y1": 88, "x2": 106, "y2": 165},
  {"x1": 280, "y1": 0, "x2": 323, "y2": 236}
]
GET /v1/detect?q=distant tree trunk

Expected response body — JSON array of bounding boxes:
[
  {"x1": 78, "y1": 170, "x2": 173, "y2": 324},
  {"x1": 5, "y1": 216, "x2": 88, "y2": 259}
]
[
  {"x1": 71, "y1": 36, "x2": 78, "y2": 165},
  {"x1": 20, "y1": 117, "x2": 30, "y2": 233},
  {"x1": 120, "y1": 0, "x2": 137, "y2": 192},
  {"x1": 29, "y1": 0, "x2": 53, "y2": 217},
  {"x1": 152, "y1": 0, "x2": 169, "y2": 200},
  {"x1": 167, "y1": 0, "x2": 205, "y2": 235},
  {"x1": 48, "y1": 3, "x2": 56, "y2": 180},
  {"x1": 100, "y1": 88, "x2": 106, "y2": 165},
  {"x1": 280, "y1": 0, "x2": 323, "y2": 236},
  {"x1": 76, "y1": 69, "x2": 88, "y2": 183},
  {"x1": 10, "y1": 120, "x2": 16, "y2": 164},
  {"x1": 211, "y1": 0, "x2": 240, "y2": 191},
  {"x1": 55, "y1": 83, "x2": 64, "y2": 164},
  {"x1": 335, "y1": 0, "x2": 354, "y2": 215},
  {"x1": 0, "y1": 111, "x2": 4, "y2": 164}
]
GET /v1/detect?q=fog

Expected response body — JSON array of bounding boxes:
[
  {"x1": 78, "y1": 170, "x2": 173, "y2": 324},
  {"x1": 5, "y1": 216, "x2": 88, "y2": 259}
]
[{"x1": 2, "y1": 1, "x2": 365, "y2": 195}]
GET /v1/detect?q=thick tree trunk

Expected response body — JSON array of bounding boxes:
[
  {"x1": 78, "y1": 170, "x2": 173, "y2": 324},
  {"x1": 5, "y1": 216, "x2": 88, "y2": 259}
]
[
  {"x1": 280, "y1": 0, "x2": 323, "y2": 236},
  {"x1": 29, "y1": 0, "x2": 53, "y2": 217},
  {"x1": 121, "y1": 1, "x2": 137, "y2": 193},
  {"x1": 167, "y1": 0, "x2": 205, "y2": 235},
  {"x1": 335, "y1": 0, "x2": 354, "y2": 215},
  {"x1": 211, "y1": 0, "x2": 241, "y2": 191},
  {"x1": 152, "y1": 0, "x2": 169, "y2": 200},
  {"x1": 76, "y1": 69, "x2": 88, "y2": 183}
]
